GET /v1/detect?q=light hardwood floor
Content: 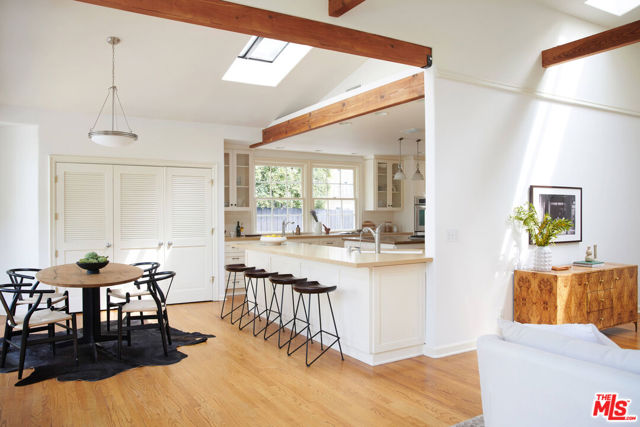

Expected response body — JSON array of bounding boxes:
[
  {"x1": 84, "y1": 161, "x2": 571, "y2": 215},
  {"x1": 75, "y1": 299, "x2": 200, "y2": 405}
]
[{"x1": 0, "y1": 303, "x2": 638, "y2": 426}]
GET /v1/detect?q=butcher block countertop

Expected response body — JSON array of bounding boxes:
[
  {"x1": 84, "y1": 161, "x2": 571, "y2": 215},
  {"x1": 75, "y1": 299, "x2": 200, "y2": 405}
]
[
  {"x1": 226, "y1": 232, "x2": 412, "y2": 242},
  {"x1": 240, "y1": 242, "x2": 432, "y2": 268},
  {"x1": 342, "y1": 236, "x2": 424, "y2": 245}
]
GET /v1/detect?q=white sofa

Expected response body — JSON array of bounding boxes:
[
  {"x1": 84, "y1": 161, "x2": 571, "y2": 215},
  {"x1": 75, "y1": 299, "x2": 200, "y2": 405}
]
[{"x1": 477, "y1": 333, "x2": 640, "y2": 427}]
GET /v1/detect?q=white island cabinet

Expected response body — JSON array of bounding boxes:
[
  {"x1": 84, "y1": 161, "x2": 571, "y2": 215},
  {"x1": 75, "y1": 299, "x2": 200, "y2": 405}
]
[{"x1": 243, "y1": 242, "x2": 432, "y2": 365}]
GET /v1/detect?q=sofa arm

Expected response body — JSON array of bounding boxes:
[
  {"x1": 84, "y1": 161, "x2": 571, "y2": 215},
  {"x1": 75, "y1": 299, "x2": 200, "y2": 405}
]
[{"x1": 477, "y1": 335, "x2": 640, "y2": 427}]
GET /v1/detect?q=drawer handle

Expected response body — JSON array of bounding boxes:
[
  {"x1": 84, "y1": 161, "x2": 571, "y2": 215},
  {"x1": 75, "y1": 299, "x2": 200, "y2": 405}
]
[
  {"x1": 599, "y1": 317, "x2": 604, "y2": 321},
  {"x1": 615, "y1": 277, "x2": 620, "y2": 280},
  {"x1": 600, "y1": 279, "x2": 604, "y2": 283},
  {"x1": 232, "y1": 257, "x2": 240, "y2": 260}
]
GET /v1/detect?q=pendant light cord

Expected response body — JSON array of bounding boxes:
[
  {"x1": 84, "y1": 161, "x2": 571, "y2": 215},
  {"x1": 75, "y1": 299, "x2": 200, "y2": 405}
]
[{"x1": 89, "y1": 38, "x2": 134, "y2": 134}]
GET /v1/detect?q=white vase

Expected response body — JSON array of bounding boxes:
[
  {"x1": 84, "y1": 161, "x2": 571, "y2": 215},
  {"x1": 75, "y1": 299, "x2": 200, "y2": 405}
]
[{"x1": 533, "y1": 246, "x2": 553, "y2": 271}]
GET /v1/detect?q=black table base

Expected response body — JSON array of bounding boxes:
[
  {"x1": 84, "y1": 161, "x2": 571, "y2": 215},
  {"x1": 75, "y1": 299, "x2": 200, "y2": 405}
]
[{"x1": 80, "y1": 288, "x2": 118, "y2": 360}]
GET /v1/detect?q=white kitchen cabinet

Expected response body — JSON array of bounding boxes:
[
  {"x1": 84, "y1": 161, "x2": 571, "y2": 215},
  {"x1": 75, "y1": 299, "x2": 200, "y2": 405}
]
[
  {"x1": 224, "y1": 149, "x2": 253, "y2": 211},
  {"x1": 224, "y1": 242, "x2": 246, "y2": 290},
  {"x1": 364, "y1": 157, "x2": 404, "y2": 211}
]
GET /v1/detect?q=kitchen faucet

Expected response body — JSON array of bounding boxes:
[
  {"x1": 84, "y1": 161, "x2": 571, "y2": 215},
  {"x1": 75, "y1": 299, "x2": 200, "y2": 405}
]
[
  {"x1": 360, "y1": 223, "x2": 385, "y2": 254},
  {"x1": 282, "y1": 219, "x2": 295, "y2": 236}
]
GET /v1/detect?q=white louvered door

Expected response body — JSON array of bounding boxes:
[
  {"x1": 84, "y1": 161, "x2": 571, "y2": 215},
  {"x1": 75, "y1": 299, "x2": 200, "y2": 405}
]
[
  {"x1": 55, "y1": 163, "x2": 114, "y2": 311},
  {"x1": 113, "y1": 165, "x2": 165, "y2": 267},
  {"x1": 163, "y1": 167, "x2": 213, "y2": 303}
]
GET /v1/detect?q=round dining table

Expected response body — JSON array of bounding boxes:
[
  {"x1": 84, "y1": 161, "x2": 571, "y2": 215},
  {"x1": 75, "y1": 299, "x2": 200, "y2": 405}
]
[{"x1": 36, "y1": 263, "x2": 143, "y2": 360}]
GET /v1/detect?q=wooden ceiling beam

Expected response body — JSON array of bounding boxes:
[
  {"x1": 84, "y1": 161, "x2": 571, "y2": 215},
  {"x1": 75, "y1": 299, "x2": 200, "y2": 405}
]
[
  {"x1": 251, "y1": 73, "x2": 424, "y2": 148},
  {"x1": 75, "y1": 0, "x2": 432, "y2": 68},
  {"x1": 329, "y1": 0, "x2": 365, "y2": 17},
  {"x1": 542, "y1": 19, "x2": 640, "y2": 68}
]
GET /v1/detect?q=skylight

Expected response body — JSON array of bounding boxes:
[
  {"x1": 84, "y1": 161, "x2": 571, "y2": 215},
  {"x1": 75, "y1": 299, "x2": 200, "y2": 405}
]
[
  {"x1": 239, "y1": 37, "x2": 288, "y2": 63},
  {"x1": 223, "y1": 36, "x2": 312, "y2": 87},
  {"x1": 584, "y1": 0, "x2": 640, "y2": 16}
]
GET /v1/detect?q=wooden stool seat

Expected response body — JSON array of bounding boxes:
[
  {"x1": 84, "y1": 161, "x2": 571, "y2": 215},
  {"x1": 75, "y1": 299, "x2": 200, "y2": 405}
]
[
  {"x1": 225, "y1": 264, "x2": 255, "y2": 273},
  {"x1": 293, "y1": 281, "x2": 336, "y2": 294},
  {"x1": 244, "y1": 269, "x2": 277, "y2": 279},
  {"x1": 269, "y1": 274, "x2": 307, "y2": 285}
]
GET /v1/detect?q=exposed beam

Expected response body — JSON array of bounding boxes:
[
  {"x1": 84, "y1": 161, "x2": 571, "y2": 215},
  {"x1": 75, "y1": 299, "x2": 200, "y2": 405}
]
[
  {"x1": 75, "y1": 0, "x2": 432, "y2": 68},
  {"x1": 542, "y1": 19, "x2": 640, "y2": 68},
  {"x1": 251, "y1": 73, "x2": 424, "y2": 148},
  {"x1": 329, "y1": 0, "x2": 365, "y2": 17}
]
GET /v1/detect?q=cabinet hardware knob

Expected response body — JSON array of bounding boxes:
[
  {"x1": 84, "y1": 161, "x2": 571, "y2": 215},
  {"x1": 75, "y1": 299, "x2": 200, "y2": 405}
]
[
  {"x1": 158, "y1": 241, "x2": 163, "y2": 246},
  {"x1": 600, "y1": 298, "x2": 604, "y2": 302},
  {"x1": 167, "y1": 241, "x2": 173, "y2": 246},
  {"x1": 599, "y1": 317, "x2": 604, "y2": 321},
  {"x1": 585, "y1": 282, "x2": 589, "y2": 285},
  {"x1": 600, "y1": 279, "x2": 604, "y2": 283},
  {"x1": 615, "y1": 277, "x2": 620, "y2": 280}
]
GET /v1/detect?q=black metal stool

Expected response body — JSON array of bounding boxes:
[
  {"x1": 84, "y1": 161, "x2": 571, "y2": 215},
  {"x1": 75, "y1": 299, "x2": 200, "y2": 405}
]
[
  {"x1": 221, "y1": 264, "x2": 255, "y2": 324},
  {"x1": 289, "y1": 280, "x2": 344, "y2": 367},
  {"x1": 265, "y1": 274, "x2": 307, "y2": 348},
  {"x1": 239, "y1": 269, "x2": 278, "y2": 336}
]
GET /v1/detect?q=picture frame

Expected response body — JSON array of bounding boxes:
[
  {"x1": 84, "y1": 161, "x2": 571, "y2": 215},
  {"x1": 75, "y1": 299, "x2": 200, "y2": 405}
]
[{"x1": 529, "y1": 185, "x2": 582, "y2": 243}]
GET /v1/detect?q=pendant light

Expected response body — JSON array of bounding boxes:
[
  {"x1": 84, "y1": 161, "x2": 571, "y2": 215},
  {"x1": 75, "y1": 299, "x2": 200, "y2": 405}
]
[
  {"x1": 411, "y1": 138, "x2": 425, "y2": 181},
  {"x1": 88, "y1": 36, "x2": 138, "y2": 147},
  {"x1": 393, "y1": 137, "x2": 407, "y2": 181}
]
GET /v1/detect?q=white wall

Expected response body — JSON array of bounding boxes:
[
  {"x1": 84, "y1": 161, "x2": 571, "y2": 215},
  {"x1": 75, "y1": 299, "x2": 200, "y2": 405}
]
[
  {"x1": 0, "y1": 124, "x2": 39, "y2": 277},
  {"x1": 429, "y1": 77, "x2": 640, "y2": 351},
  {"x1": 0, "y1": 105, "x2": 261, "y2": 300}
]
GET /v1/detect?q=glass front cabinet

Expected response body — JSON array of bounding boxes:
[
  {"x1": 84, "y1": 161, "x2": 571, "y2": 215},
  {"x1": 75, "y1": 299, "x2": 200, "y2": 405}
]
[
  {"x1": 224, "y1": 149, "x2": 253, "y2": 211},
  {"x1": 364, "y1": 157, "x2": 404, "y2": 211}
]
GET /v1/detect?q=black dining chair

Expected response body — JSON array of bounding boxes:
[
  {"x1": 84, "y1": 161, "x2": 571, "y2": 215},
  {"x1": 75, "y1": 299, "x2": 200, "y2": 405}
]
[
  {"x1": 105, "y1": 262, "x2": 160, "y2": 331},
  {"x1": 114, "y1": 271, "x2": 175, "y2": 360},
  {"x1": 7, "y1": 268, "x2": 71, "y2": 331},
  {"x1": 0, "y1": 284, "x2": 79, "y2": 379}
]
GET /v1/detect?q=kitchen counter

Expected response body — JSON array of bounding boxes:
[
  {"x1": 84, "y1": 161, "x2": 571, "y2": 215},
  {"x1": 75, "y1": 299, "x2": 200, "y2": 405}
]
[
  {"x1": 225, "y1": 232, "x2": 412, "y2": 242},
  {"x1": 243, "y1": 242, "x2": 430, "y2": 365},
  {"x1": 236, "y1": 242, "x2": 431, "y2": 268},
  {"x1": 342, "y1": 236, "x2": 424, "y2": 245}
]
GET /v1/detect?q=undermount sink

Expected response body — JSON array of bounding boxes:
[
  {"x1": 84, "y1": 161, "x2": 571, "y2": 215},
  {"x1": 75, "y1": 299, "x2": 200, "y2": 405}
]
[{"x1": 359, "y1": 250, "x2": 424, "y2": 254}]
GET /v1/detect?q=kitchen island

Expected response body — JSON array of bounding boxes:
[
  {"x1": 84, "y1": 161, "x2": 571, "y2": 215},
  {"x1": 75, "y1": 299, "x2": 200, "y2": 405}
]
[{"x1": 241, "y1": 242, "x2": 432, "y2": 365}]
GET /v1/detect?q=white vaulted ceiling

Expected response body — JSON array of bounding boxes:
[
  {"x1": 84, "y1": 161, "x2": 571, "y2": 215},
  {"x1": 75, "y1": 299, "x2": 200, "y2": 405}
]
[{"x1": 0, "y1": 0, "x2": 366, "y2": 127}]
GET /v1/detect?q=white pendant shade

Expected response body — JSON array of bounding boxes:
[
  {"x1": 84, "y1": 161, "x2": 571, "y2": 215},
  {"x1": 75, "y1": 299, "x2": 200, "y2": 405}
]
[
  {"x1": 89, "y1": 131, "x2": 138, "y2": 147},
  {"x1": 89, "y1": 36, "x2": 137, "y2": 147},
  {"x1": 411, "y1": 138, "x2": 424, "y2": 181},
  {"x1": 411, "y1": 168, "x2": 424, "y2": 181},
  {"x1": 393, "y1": 169, "x2": 407, "y2": 180}
]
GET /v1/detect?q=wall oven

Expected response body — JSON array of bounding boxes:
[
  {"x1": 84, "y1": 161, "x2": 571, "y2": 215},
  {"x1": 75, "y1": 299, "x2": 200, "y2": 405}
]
[{"x1": 414, "y1": 197, "x2": 425, "y2": 237}]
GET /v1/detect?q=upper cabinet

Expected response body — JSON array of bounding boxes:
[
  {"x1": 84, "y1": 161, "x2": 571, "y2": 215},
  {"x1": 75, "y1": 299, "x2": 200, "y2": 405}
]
[
  {"x1": 224, "y1": 149, "x2": 253, "y2": 211},
  {"x1": 364, "y1": 157, "x2": 404, "y2": 211}
]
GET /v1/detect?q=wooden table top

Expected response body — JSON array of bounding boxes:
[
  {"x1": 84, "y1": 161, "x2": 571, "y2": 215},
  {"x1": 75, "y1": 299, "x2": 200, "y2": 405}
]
[{"x1": 36, "y1": 263, "x2": 143, "y2": 288}]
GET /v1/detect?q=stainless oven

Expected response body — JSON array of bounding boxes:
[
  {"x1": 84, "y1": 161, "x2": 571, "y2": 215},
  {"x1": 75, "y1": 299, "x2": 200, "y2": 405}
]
[{"x1": 414, "y1": 197, "x2": 425, "y2": 236}]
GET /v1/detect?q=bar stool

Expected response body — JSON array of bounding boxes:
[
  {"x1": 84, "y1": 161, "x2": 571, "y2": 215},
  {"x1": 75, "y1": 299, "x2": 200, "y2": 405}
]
[
  {"x1": 239, "y1": 269, "x2": 278, "y2": 336},
  {"x1": 265, "y1": 274, "x2": 307, "y2": 348},
  {"x1": 221, "y1": 264, "x2": 255, "y2": 324},
  {"x1": 289, "y1": 280, "x2": 344, "y2": 367}
]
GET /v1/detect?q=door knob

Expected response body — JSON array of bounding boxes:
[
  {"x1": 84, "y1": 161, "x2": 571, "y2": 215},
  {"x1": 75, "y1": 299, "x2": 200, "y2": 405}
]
[
  {"x1": 167, "y1": 241, "x2": 173, "y2": 246},
  {"x1": 105, "y1": 242, "x2": 112, "y2": 248},
  {"x1": 158, "y1": 241, "x2": 164, "y2": 247}
]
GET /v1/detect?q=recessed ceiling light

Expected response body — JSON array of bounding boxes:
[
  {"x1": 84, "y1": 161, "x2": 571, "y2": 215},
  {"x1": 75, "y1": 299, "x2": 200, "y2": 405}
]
[
  {"x1": 375, "y1": 111, "x2": 388, "y2": 116},
  {"x1": 585, "y1": 0, "x2": 640, "y2": 16},
  {"x1": 339, "y1": 121, "x2": 352, "y2": 126}
]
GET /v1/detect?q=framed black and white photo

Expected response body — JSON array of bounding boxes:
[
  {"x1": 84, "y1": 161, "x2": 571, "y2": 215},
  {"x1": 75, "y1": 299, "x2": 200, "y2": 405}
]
[{"x1": 529, "y1": 185, "x2": 582, "y2": 243}]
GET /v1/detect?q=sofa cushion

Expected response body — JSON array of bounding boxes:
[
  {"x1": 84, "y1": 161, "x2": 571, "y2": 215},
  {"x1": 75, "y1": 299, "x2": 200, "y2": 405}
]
[
  {"x1": 501, "y1": 320, "x2": 619, "y2": 348},
  {"x1": 498, "y1": 319, "x2": 640, "y2": 375}
]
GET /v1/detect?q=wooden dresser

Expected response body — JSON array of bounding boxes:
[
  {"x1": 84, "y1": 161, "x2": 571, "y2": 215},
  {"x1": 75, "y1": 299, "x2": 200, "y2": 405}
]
[{"x1": 514, "y1": 263, "x2": 638, "y2": 330}]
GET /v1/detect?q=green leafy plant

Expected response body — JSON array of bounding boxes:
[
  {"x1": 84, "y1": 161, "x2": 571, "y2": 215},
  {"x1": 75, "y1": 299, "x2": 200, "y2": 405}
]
[
  {"x1": 509, "y1": 203, "x2": 573, "y2": 247},
  {"x1": 78, "y1": 252, "x2": 109, "y2": 264}
]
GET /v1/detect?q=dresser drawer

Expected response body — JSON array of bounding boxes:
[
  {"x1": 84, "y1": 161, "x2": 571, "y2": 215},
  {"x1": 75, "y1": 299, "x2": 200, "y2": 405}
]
[
  {"x1": 585, "y1": 270, "x2": 614, "y2": 292},
  {"x1": 588, "y1": 307, "x2": 614, "y2": 329},
  {"x1": 587, "y1": 289, "x2": 613, "y2": 312}
]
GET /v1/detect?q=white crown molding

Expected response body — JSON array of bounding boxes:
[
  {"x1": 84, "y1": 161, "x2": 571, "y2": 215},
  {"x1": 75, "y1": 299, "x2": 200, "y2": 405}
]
[{"x1": 436, "y1": 68, "x2": 640, "y2": 118}]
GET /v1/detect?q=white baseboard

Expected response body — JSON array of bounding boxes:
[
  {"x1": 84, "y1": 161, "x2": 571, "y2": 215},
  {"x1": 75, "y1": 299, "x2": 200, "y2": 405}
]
[{"x1": 423, "y1": 339, "x2": 477, "y2": 358}]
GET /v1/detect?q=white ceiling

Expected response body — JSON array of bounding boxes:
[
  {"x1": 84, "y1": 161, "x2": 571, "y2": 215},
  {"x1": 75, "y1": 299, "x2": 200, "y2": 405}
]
[
  {"x1": 535, "y1": 0, "x2": 640, "y2": 28},
  {"x1": 0, "y1": 0, "x2": 366, "y2": 128},
  {"x1": 256, "y1": 99, "x2": 425, "y2": 157}
]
